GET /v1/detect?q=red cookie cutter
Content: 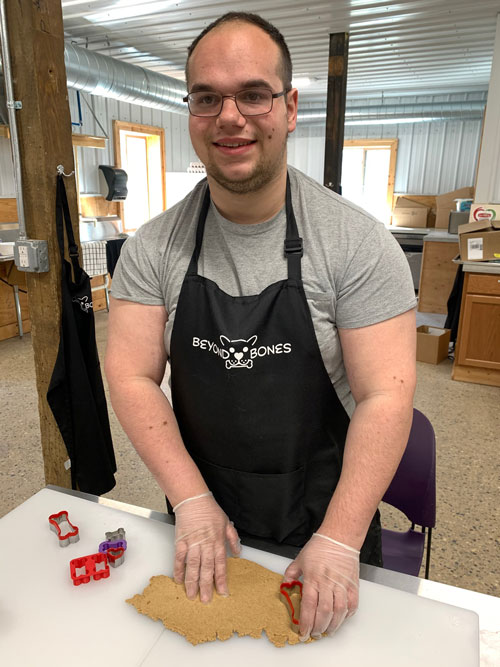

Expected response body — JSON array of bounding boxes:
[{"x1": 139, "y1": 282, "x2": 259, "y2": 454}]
[
  {"x1": 106, "y1": 547, "x2": 125, "y2": 568},
  {"x1": 48, "y1": 511, "x2": 79, "y2": 547},
  {"x1": 70, "y1": 553, "x2": 110, "y2": 586},
  {"x1": 279, "y1": 580, "x2": 303, "y2": 632}
]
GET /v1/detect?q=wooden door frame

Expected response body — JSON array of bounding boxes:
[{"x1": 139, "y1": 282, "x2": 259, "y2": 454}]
[{"x1": 113, "y1": 120, "x2": 166, "y2": 229}]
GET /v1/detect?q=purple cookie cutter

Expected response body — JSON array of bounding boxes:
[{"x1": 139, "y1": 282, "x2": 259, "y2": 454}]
[{"x1": 99, "y1": 539, "x2": 127, "y2": 553}]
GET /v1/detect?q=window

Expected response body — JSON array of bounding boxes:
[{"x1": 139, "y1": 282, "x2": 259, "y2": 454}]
[
  {"x1": 113, "y1": 121, "x2": 166, "y2": 232},
  {"x1": 342, "y1": 139, "x2": 398, "y2": 224}
]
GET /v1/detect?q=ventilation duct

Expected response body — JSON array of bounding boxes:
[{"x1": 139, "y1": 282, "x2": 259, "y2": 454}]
[
  {"x1": 5, "y1": 43, "x2": 488, "y2": 124},
  {"x1": 298, "y1": 101, "x2": 486, "y2": 125},
  {"x1": 64, "y1": 43, "x2": 187, "y2": 114}
]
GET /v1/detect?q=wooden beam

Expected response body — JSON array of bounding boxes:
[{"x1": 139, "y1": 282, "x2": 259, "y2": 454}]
[
  {"x1": 72, "y1": 133, "x2": 106, "y2": 149},
  {"x1": 0, "y1": 124, "x2": 10, "y2": 138},
  {"x1": 5, "y1": 0, "x2": 80, "y2": 488},
  {"x1": 324, "y1": 32, "x2": 349, "y2": 195}
]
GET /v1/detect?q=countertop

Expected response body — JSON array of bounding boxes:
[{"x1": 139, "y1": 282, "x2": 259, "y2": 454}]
[
  {"x1": 423, "y1": 229, "x2": 460, "y2": 243},
  {"x1": 0, "y1": 485, "x2": 495, "y2": 666},
  {"x1": 387, "y1": 225, "x2": 428, "y2": 237},
  {"x1": 453, "y1": 258, "x2": 500, "y2": 274},
  {"x1": 387, "y1": 226, "x2": 459, "y2": 242}
]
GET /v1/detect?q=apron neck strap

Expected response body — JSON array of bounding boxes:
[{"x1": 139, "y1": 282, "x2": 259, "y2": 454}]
[
  {"x1": 283, "y1": 173, "x2": 303, "y2": 282},
  {"x1": 188, "y1": 172, "x2": 303, "y2": 282},
  {"x1": 56, "y1": 175, "x2": 82, "y2": 277},
  {"x1": 187, "y1": 184, "x2": 211, "y2": 275}
]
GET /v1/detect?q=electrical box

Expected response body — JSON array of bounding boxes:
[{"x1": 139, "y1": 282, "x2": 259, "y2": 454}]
[
  {"x1": 98, "y1": 165, "x2": 128, "y2": 201},
  {"x1": 14, "y1": 239, "x2": 49, "y2": 272}
]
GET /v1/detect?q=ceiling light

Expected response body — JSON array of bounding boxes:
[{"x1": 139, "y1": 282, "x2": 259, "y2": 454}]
[
  {"x1": 292, "y1": 77, "x2": 313, "y2": 89},
  {"x1": 86, "y1": 0, "x2": 176, "y2": 23},
  {"x1": 346, "y1": 118, "x2": 435, "y2": 125}
]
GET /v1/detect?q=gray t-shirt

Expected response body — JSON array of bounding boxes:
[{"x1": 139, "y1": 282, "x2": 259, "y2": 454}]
[{"x1": 111, "y1": 166, "x2": 416, "y2": 415}]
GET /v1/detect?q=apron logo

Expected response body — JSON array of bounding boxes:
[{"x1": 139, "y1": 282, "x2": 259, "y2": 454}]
[
  {"x1": 220, "y1": 335, "x2": 257, "y2": 369},
  {"x1": 192, "y1": 335, "x2": 292, "y2": 369},
  {"x1": 72, "y1": 295, "x2": 93, "y2": 313}
]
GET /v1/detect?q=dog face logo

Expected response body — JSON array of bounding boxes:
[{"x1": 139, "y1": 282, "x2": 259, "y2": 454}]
[
  {"x1": 220, "y1": 335, "x2": 257, "y2": 369},
  {"x1": 72, "y1": 295, "x2": 93, "y2": 313}
]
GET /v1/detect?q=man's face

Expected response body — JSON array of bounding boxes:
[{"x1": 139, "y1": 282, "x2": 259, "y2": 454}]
[{"x1": 187, "y1": 22, "x2": 298, "y2": 195}]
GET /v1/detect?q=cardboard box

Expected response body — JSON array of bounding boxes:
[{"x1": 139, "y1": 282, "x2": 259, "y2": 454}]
[
  {"x1": 435, "y1": 187, "x2": 474, "y2": 228},
  {"x1": 392, "y1": 197, "x2": 429, "y2": 228},
  {"x1": 468, "y1": 203, "x2": 500, "y2": 224},
  {"x1": 416, "y1": 326, "x2": 451, "y2": 364},
  {"x1": 458, "y1": 217, "x2": 500, "y2": 261}
]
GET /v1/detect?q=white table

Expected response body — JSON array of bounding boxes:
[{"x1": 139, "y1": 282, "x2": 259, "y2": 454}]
[{"x1": 1, "y1": 486, "x2": 496, "y2": 666}]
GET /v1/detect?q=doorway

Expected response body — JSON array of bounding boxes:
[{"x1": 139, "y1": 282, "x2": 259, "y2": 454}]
[
  {"x1": 342, "y1": 139, "x2": 398, "y2": 224},
  {"x1": 113, "y1": 121, "x2": 166, "y2": 232}
]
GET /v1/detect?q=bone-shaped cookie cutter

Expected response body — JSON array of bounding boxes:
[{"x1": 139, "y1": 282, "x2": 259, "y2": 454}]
[
  {"x1": 48, "y1": 511, "x2": 79, "y2": 547},
  {"x1": 279, "y1": 580, "x2": 303, "y2": 633},
  {"x1": 98, "y1": 539, "x2": 127, "y2": 553}
]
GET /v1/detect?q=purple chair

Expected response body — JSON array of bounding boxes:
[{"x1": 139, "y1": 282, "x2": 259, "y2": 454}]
[{"x1": 381, "y1": 408, "x2": 436, "y2": 578}]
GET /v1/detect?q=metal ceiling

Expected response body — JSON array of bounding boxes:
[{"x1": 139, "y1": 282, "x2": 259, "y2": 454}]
[{"x1": 61, "y1": 0, "x2": 500, "y2": 100}]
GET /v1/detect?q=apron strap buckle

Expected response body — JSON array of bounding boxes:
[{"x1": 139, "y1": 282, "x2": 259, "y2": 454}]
[{"x1": 284, "y1": 238, "x2": 303, "y2": 257}]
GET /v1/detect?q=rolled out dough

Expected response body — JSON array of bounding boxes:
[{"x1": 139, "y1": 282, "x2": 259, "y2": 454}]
[{"x1": 127, "y1": 557, "x2": 304, "y2": 647}]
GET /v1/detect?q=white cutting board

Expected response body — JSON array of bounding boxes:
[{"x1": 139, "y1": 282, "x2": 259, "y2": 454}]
[{"x1": 0, "y1": 489, "x2": 479, "y2": 667}]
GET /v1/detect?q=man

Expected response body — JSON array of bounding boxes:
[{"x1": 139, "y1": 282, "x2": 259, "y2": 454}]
[{"x1": 105, "y1": 12, "x2": 417, "y2": 641}]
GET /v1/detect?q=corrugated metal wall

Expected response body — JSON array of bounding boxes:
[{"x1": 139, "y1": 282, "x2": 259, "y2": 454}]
[
  {"x1": 288, "y1": 92, "x2": 485, "y2": 194},
  {"x1": 0, "y1": 91, "x2": 485, "y2": 197}
]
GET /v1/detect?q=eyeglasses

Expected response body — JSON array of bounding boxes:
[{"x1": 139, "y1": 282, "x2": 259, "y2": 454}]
[{"x1": 183, "y1": 87, "x2": 289, "y2": 117}]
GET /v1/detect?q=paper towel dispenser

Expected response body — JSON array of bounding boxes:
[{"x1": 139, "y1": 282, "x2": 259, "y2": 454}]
[{"x1": 98, "y1": 165, "x2": 128, "y2": 201}]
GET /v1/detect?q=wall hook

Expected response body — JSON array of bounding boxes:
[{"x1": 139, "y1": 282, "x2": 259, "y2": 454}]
[{"x1": 56, "y1": 164, "x2": 75, "y2": 177}]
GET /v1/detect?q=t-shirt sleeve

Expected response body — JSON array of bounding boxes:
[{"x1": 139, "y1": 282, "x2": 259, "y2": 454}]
[
  {"x1": 110, "y1": 230, "x2": 165, "y2": 305},
  {"x1": 335, "y1": 222, "x2": 417, "y2": 328}
]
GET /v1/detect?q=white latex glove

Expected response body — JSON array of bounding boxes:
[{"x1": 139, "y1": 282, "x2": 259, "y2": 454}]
[
  {"x1": 283, "y1": 532, "x2": 360, "y2": 641},
  {"x1": 173, "y1": 492, "x2": 241, "y2": 603}
]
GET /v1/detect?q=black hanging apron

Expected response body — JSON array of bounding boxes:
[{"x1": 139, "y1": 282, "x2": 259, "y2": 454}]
[
  {"x1": 170, "y1": 176, "x2": 381, "y2": 565},
  {"x1": 46, "y1": 175, "x2": 116, "y2": 495}
]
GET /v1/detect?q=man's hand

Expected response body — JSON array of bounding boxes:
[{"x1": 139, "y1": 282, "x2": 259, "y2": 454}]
[
  {"x1": 283, "y1": 533, "x2": 360, "y2": 641},
  {"x1": 173, "y1": 492, "x2": 241, "y2": 603}
]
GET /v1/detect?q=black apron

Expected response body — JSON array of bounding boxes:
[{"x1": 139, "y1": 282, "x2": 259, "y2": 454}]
[
  {"x1": 46, "y1": 175, "x2": 116, "y2": 495},
  {"x1": 170, "y1": 176, "x2": 381, "y2": 565}
]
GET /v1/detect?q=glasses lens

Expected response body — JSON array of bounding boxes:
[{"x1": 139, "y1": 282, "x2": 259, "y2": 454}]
[
  {"x1": 236, "y1": 88, "x2": 273, "y2": 115},
  {"x1": 189, "y1": 92, "x2": 222, "y2": 117}
]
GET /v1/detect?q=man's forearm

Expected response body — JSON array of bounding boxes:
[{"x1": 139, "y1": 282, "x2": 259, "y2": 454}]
[
  {"x1": 318, "y1": 394, "x2": 413, "y2": 549},
  {"x1": 108, "y1": 376, "x2": 208, "y2": 507}
]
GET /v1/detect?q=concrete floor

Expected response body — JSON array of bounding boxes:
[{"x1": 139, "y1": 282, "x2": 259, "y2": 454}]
[{"x1": 1, "y1": 310, "x2": 499, "y2": 597}]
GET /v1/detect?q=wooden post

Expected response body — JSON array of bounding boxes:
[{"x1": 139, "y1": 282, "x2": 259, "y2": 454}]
[
  {"x1": 323, "y1": 33, "x2": 349, "y2": 195},
  {"x1": 5, "y1": 0, "x2": 80, "y2": 487}
]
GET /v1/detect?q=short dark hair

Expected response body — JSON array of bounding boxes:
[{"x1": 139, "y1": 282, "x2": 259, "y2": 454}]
[{"x1": 185, "y1": 12, "x2": 292, "y2": 90}]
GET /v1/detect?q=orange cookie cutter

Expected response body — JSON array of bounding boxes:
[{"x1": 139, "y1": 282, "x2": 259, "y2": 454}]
[{"x1": 279, "y1": 580, "x2": 303, "y2": 633}]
